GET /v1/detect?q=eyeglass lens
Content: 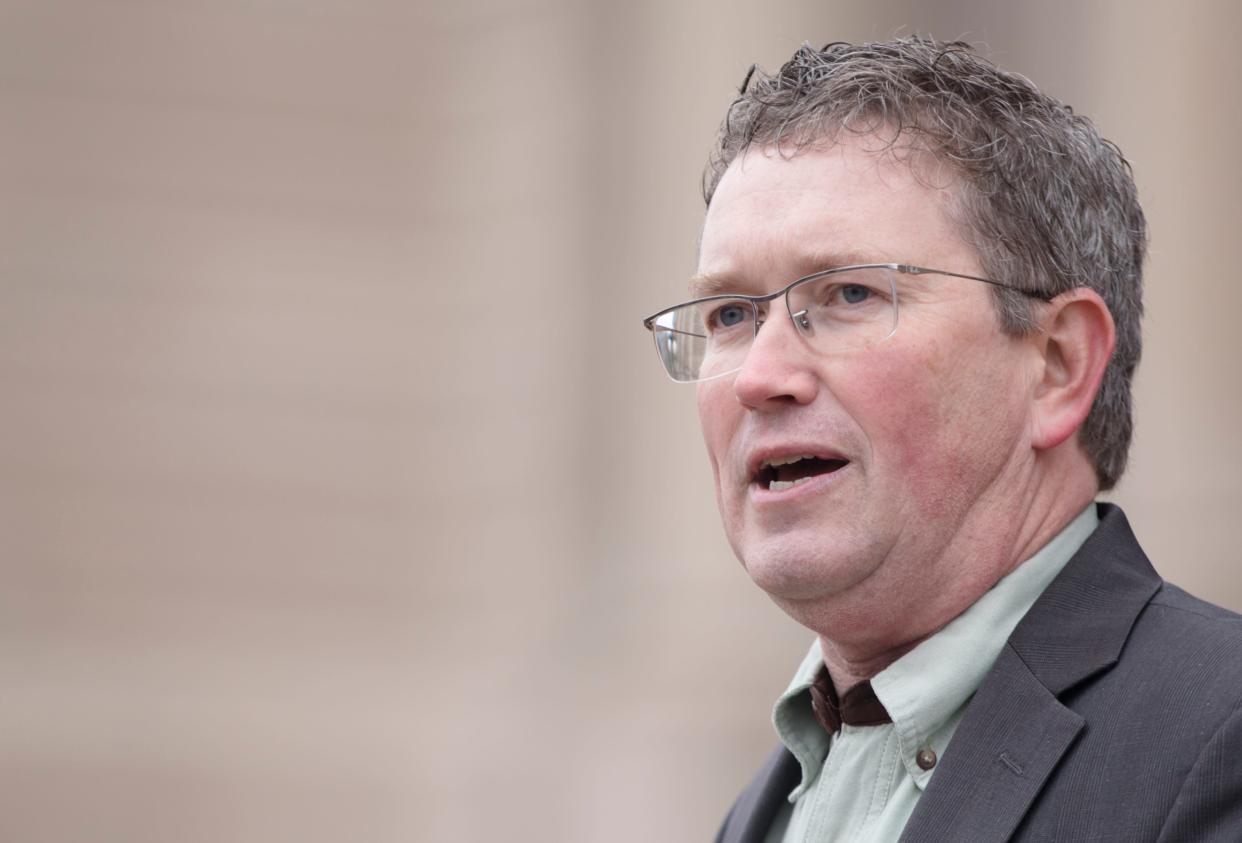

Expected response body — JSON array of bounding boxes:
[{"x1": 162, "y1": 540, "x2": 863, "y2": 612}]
[{"x1": 651, "y1": 266, "x2": 900, "y2": 382}]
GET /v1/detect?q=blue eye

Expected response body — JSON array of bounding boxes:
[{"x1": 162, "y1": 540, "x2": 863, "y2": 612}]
[
  {"x1": 710, "y1": 304, "x2": 750, "y2": 328},
  {"x1": 840, "y1": 284, "x2": 872, "y2": 304}
]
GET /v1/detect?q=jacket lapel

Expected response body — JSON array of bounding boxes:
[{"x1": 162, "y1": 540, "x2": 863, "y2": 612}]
[
  {"x1": 895, "y1": 645, "x2": 1084, "y2": 842},
  {"x1": 898, "y1": 504, "x2": 1162, "y2": 842},
  {"x1": 716, "y1": 747, "x2": 800, "y2": 843}
]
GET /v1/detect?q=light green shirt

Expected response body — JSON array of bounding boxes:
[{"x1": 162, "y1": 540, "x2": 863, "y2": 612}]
[{"x1": 765, "y1": 504, "x2": 1099, "y2": 843}]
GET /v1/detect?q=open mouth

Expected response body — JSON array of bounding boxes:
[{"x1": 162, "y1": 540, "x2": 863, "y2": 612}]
[{"x1": 754, "y1": 455, "x2": 849, "y2": 491}]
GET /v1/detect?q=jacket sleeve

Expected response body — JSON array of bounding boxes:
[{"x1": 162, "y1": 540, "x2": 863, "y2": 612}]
[
  {"x1": 712, "y1": 747, "x2": 798, "y2": 843},
  {"x1": 1156, "y1": 699, "x2": 1242, "y2": 841},
  {"x1": 714, "y1": 800, "x2": 737, "y2": 843}
]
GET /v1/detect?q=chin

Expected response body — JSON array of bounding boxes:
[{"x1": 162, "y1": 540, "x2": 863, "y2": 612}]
[{"x1": 738, "y1": 538, "x2": 875, "y2": 603}]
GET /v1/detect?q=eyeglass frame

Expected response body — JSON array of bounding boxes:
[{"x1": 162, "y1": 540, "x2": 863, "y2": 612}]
[{"x1": 641, "y1": 262, "x2": 1056, "y2": 383}]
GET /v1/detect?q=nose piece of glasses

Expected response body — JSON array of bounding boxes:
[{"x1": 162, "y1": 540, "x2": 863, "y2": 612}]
[{"x1": 792, "y1": 309, "x2": 812, "y2": 333}]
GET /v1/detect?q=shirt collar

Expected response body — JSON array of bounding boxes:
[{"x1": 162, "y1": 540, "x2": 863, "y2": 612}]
[
  {"x1": 772, "y1": 643, "x2": 834, "y2": 798},
  {"x1": 771, "y1": 503, "x2": 1099, "y2": 796}
]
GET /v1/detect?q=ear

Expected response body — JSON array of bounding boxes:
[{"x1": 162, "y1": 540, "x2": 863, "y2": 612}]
[{"x1": 1029, "y1": 288, "x2": 1115, "y2": 452}]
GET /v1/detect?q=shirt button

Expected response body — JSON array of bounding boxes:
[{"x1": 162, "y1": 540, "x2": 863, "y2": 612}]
[{"x1": 916, "y1": 748, "x2": 937, "y2": 771}]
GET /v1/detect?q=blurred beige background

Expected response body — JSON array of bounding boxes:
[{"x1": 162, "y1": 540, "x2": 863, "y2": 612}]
[{"x1": 1, "y1": 1, "x2": 1238, "y2": 841}]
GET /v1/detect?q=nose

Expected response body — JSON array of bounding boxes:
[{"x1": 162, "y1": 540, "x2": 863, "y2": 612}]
[{"x1": 732, "y1": 312, "x2": 820, "y2": 409}]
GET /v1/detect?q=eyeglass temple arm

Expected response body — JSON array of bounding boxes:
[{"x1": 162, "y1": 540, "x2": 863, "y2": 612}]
[{"x1": 896, "y1": 265, "x2": 1055, "y2": 302}]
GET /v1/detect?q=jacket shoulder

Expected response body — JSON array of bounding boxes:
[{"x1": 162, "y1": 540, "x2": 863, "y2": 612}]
[{"x1": 1147, "y1": 581, "x2": 1242, "y2": 625}]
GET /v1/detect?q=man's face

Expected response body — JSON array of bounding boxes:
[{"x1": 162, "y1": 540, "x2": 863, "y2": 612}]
[{"x1": 696, "y1": 140, "x2": 1037, "y2": 636}]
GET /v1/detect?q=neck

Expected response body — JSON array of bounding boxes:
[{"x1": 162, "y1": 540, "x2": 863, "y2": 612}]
[
  {"x1": 818, "y1": 635, "x2": 926, "y2": 692},
  {"x1": 810, "y1": 451, "x2": 1099, "y2": 691}
]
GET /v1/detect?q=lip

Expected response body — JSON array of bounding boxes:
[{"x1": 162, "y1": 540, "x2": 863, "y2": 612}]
[
  {"x1": 742, "y1": 444, "x2": 853, "y2": 505},
  {"x1": 744, "y1": 445, "x2": 850, "y2": 481},
  {"x1": 747, "y1": 459, "x2": 852, "y2": 505}
]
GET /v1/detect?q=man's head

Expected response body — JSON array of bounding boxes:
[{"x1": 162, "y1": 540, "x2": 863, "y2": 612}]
[
  {"x1": 680, "y1": 38, "x2": 1144, "y2": 648},
  {"x1": 705, "y1": 38, "x2": 1145, "y2": 491}
]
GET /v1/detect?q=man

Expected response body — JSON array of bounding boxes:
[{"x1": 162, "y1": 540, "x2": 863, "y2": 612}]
[{"x1": 642, "y1": 38, "x2": 1242, "y2": 842}]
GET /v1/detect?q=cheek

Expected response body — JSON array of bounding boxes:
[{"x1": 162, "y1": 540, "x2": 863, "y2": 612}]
[
  {"x1": 842, "y1": 341, "x2": 1020, "y2": 515},
  {"x1": 696, "y1": 381, "x2": 744, "y2": 533},
  {"x1": 851, "y1": 361, "x2": 951, "y2": 486},
  {"x1": 696, "y1": 381, "x2": 737, "y2": 483}
]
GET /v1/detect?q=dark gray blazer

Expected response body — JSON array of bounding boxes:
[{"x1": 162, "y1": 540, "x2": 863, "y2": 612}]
[{"x1": 716, "y1": 504, "x2": 1242, "y2": 842}]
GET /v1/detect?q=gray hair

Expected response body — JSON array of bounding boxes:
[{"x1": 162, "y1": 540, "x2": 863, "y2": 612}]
[{"x1": 703, "y1": 38, "x2": 1146, "y2": 490}]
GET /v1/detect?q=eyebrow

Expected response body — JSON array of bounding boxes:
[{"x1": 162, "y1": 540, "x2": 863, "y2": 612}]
[
  {"x1": 689, "y1": 249, "x2": 877, "y2": 299},
  {"x1": 687, "y1": 273, "x2": 745, "y2": 298}
]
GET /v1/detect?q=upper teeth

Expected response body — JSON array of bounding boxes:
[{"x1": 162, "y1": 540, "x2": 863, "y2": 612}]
[{"x1": 764, "y1": 455, "x2": 815, "y2": 468}]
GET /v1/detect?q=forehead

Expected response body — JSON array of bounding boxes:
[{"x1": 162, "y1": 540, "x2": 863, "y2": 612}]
[{"x1": 695, "y1": 140, "x2": 975, "y2": 295}]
